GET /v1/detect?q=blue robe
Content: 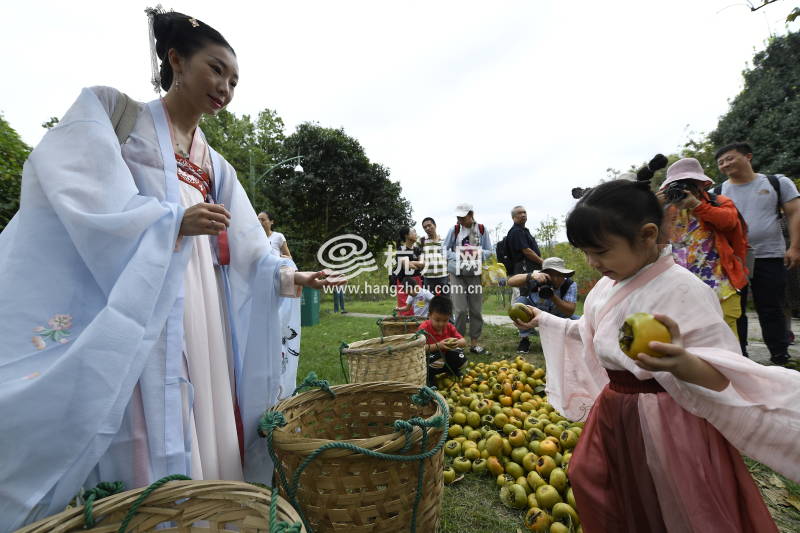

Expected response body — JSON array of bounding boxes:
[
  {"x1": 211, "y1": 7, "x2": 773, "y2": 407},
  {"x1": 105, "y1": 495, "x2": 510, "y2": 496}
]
[{"x1": 0, "y1": 87, "x2": 298, "y2": 530}]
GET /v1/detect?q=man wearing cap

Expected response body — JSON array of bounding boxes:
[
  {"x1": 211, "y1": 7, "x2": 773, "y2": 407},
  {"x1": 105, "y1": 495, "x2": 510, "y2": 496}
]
[
  {"x1": 658, "y1": 157, "x2": 749, "y2": 355},
  {"x1": 507, "y1": 257, "x2": 578, "y2": 353},
  {"x1": 443, "y1": 203, "x2": 493, "y2": 355}
]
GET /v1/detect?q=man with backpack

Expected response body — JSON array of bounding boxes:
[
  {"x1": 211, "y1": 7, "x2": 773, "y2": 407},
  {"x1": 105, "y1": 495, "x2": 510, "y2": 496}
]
[
  {"x1": 502, "y1": 206, "x2": 543, "y2": 300},
  {"x1": 507, "y1": 257, "x2": 578, "y2": 353},
  {"x1": 715, "y1": 142, "x2": 800, "y2": 365},
  {"x1": 443, "y1": 203, "x2": 493, "y2": 355}
]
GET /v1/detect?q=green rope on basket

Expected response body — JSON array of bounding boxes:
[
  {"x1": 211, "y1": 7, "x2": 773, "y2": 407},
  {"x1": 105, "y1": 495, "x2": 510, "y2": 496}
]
[
  {"x1": 260, "y1": 385, "x2": 450, "y2": 533},
  {"x1": 270, "y1": 484, "x2": 304, "y2": 533},
  {"x1": 338, "y1": 341, "x2": 351, "y2": 383},
  {"x1": 82, "y1": 481, "x2": 125, "y2": 528},
  {"x1": 292, "y1": 371, "x2": 335, "y2": 398},
  {"x1": 116, "y1": 474, "x2": 191, "y2": 533}
]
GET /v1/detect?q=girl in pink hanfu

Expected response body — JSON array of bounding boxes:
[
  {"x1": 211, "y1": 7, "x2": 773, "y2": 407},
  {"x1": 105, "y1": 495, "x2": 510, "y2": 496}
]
[{"x1": 514, "y1": 167, "x2": 800, "y2": 533}]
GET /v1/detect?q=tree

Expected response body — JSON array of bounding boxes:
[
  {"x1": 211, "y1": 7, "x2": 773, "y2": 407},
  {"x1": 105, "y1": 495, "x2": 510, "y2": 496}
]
[
  {"x1": 265, "y1": 123, "x2": 414, "y2": 269},
  {"x1": 0, "y1": 114, "x2": 31, "y2": 231},
  {"x1": 200, "y1": 108, "x2": 286, "y2": 210},
  {"x1": 710, "y1": 30, "x2": 800, "y2": 177},
  {"x1": 534, "y1": 216, "x2": 561, "y2": 257}
]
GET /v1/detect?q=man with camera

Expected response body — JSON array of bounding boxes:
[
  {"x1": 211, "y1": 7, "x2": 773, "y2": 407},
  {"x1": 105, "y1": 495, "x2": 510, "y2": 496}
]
[
  {"x1": 658, "y1": 158, "x2": 750, "y2": 355},
  {"x1": 507, "y1": 257, "x2": 578, "y2": 353}
]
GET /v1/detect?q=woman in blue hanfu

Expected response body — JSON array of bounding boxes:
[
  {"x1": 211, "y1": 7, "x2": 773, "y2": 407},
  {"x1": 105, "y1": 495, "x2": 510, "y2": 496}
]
[{"x1": 0, "y1": 8, "x2": 342, "y2": 530}]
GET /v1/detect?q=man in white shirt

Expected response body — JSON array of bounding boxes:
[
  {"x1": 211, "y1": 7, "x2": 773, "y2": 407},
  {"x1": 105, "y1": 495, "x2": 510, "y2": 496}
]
[{"x1": 258, "y1": 211, "x2": 292, "y2": 258}]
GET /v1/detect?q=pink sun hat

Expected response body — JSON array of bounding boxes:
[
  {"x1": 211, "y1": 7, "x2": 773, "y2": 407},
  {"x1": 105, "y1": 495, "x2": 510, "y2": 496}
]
[{"x1": 660, "y1": 158, "x2": 714, "y2": 190}]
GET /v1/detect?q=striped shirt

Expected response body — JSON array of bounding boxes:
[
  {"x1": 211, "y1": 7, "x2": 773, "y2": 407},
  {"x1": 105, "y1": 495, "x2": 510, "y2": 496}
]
[{"x1": 419, "y1": 238, "x2": 447, "y2": 278}]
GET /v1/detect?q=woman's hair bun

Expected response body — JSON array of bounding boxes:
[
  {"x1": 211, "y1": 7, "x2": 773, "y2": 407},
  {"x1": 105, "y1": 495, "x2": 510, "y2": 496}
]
[{"x1": 153, "y1": 11, "x2": 180, "y2": 60}]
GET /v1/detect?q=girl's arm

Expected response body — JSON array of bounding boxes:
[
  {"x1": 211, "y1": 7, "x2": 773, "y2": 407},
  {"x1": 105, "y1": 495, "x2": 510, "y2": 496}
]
[{"x1": 634, "y1": 314, "x2": 730, "y2": 392}]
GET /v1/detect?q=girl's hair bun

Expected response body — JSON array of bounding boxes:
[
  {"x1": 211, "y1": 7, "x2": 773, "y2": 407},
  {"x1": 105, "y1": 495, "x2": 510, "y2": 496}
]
[{"x1": 635, "y1": 153, "x2": 667, "y2": 188}]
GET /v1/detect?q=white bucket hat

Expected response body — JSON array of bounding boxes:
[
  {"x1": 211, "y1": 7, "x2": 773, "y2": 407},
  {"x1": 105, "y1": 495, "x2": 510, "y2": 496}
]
[{"x1": 541, "y1": 257, "x2": 574, "y2": 276}]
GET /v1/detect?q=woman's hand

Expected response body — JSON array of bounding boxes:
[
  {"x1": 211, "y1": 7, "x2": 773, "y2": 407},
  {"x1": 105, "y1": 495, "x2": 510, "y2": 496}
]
[
  {"x1": 294, "y1": 269, "x2": 347, "y2": 290},
  {"x1": 513, "y1": 305, "x2": 542, "y2": 329},
  {"x1": 634, "y1": 314, "x2": 729, "y2": 391},
  {"x1": 180, "y1": 203, "x2": 231, "y2": 236},
  {"x1": 675, "y1": 192, "x2": 701, "y2": 211}
]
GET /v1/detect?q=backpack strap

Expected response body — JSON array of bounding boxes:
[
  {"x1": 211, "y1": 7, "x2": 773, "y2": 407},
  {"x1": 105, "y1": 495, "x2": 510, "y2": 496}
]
[
  {"x1": 110, "y1": 92, "x2": 141, "y2": 145},
  {"x1": 766, "y1": 174, "x2": 782, "y2": 214}
]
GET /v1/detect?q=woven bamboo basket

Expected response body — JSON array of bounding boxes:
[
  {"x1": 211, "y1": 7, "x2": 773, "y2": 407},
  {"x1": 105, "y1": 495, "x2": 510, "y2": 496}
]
[
  {"x1": 14, "y1": 480, "x2": 305, "y2": 533},
  {"x1": 340, "y1": 333, "x2": 426, "y2": 385},
  {"x1": 265, "y1": 381, "x2": 447, "y2": 533},
  {"x1": 377, "y1": 315, "x2": 424, "y2": 337}
]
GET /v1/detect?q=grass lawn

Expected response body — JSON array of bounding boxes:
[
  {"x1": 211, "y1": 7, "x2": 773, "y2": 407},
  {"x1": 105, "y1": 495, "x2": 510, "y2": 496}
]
[{"x1": 298, "y1": 308, "x2": 799, "y2": 532}]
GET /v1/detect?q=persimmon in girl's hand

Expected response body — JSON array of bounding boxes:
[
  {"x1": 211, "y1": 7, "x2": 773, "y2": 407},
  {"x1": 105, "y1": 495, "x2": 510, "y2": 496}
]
[
  {"x1": 633, "y1": 314, "x2": 730, "y2": 392},
  {"x1": 513, "y1": 305, "x2": 541, "y2": 329}
]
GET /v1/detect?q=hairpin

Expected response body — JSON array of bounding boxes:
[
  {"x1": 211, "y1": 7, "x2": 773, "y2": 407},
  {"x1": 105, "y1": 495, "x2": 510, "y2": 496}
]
[{"x1": 189, "y1": 17, "x2": 199, "y2": 27}]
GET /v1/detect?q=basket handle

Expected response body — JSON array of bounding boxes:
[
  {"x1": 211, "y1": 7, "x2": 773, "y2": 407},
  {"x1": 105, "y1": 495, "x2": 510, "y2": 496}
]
[
  {"x1": 292, "y1": 371, "x2": 336, "y2": 398},
  {"x1": 260, "y1": 385, "x2": 450, "y2": 533}
]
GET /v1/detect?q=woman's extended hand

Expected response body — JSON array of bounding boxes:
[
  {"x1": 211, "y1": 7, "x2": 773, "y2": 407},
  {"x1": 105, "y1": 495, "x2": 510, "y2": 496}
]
[
  {"x1": 513, "y1": 305, "x2": 542, "y2": 329},
  {"x1": 180, "y1": 203, "x2": 231, "y2": 236},
  {"x1": 294, "y1": 269, "x2": 347, "y2": 290}
]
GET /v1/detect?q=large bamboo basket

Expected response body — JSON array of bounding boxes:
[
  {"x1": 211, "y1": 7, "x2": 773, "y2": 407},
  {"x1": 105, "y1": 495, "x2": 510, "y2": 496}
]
[
  {"x1": 265, "y1": 381, "x2": 447, "y2": 533},
  {"x1": 377, "y1": 315, "x2": 424, "y2": 337},
  {"x1": 340, "y1": 333, "x2": 426, "y2": 385},
  {"x1": 14, "y1": 480, "x2": 305, "y2": 533}
]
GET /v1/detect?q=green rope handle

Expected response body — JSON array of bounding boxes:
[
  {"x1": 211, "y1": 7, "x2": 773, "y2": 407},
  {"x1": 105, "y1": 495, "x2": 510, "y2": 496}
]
[
  {"x1": 260, "y1": 385, "x2": 450, "y2": 533},
  {"x1": 292, "y1": 371, "x2": 335, "y2": 398},
  {"x1": 270, "y1": 484, "x2": 303, "y2": 533},
  {"x1": 82, "y1": 481, "x2": 125, "y2": 528},
  {"x1": 116, "y1": 474, "x2": 191, "y2": 533}
]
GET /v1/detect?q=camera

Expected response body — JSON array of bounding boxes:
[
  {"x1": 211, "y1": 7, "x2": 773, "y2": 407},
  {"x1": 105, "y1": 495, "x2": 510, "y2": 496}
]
[
  {"x1": 537, "y1": 284, "x2": 554, "y2": 299},
  {"x1": 664, "y1": 181, "x2": 690, "y2": 204}
]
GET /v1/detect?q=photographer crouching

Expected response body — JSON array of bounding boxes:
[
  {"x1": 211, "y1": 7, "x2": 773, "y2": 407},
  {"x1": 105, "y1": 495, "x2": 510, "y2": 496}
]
[{"x1": 507, "y1": 257, "x2": 579, "y2": 353}]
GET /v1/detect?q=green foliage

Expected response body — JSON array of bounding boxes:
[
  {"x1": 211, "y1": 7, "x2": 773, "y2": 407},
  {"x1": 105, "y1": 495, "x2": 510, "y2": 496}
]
[
  {"x1": 680, "y1": 131, "x2": 719, "y2": 181},
  {"x1": 0, "y1": 114, "x2": 31, "y2": 231},
  {"x1": 710, "y1": 30, "x2": 800, "y2": 177},
  {"x1": 41, "y1": 116, "x2": 59, "y2": 130},
  {"x1": 200, "y1": 108, "x2": 285, "y2": 210},
  {"x1": 266, "y1": 123, "x2": 413, "y2": 269},
  {"x1": 534, "y1": 215, "x2": 560, "y2": 256}
]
